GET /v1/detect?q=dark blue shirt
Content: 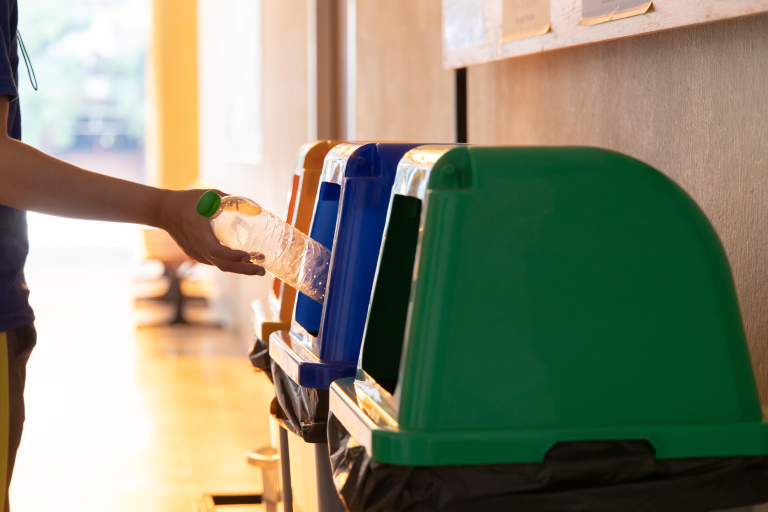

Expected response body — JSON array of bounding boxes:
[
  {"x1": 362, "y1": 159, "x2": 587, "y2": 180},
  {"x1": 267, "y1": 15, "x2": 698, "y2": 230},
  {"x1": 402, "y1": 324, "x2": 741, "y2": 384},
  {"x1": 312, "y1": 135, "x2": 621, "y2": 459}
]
[{"x1": 0, "y1": 0, "x2": 34, "y2": 332}]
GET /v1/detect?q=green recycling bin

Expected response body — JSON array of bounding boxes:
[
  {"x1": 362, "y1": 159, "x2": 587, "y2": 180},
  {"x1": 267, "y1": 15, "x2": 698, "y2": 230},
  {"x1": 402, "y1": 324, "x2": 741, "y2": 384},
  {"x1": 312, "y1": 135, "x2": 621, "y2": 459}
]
[{"x1": 328, "y1": 145, "x2": 768, "y2": 512}]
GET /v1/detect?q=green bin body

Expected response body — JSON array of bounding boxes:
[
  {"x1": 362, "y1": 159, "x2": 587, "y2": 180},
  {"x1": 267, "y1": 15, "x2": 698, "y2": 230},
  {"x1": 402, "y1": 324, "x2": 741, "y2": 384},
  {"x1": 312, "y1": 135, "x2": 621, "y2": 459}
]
[{"x1": 330, "y1": 145, "x2": 768, "y2": 467}]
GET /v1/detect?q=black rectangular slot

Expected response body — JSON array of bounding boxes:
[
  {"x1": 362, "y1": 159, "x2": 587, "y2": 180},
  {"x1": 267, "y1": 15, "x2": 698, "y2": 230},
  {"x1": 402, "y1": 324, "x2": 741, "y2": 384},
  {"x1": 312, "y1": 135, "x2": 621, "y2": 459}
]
[{"x1": 360, "y1": 194, "x2": 422, "y2": 395}]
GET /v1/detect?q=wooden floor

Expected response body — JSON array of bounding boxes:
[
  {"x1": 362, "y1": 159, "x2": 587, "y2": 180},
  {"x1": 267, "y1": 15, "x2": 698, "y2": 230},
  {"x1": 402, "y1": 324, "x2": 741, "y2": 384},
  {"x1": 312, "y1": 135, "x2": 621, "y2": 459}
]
[{"x1": 10, "y1": 243, "x2": 274, "y2": 512}]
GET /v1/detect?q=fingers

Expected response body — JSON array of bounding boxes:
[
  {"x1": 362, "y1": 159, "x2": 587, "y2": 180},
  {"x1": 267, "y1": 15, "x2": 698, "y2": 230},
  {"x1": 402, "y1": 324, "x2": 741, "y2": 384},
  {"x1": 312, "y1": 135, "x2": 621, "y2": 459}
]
[
  {"x1": 190, "y1": 256, "x2": 213, "y2": 266},
  {"x1": 180, "y1": 247, "x2": 210, "y2": 265},
  {"x1": 198, "y1": 224, "x2": 252, "y2": 262},
  {"x1": 180, "y1": 237, "x2": 252, "y2": 271},
  {"x1": 210, "y1": 257, "x2": 266, "y2": 276},
  {"x1": 207, "y1": 239, "x2": 252, "y2": 263}
]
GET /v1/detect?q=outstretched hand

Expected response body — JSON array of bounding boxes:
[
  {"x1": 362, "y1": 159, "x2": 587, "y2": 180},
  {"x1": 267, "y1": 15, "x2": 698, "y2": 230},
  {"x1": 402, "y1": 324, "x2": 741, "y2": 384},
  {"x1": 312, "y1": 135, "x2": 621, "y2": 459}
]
[{"x1": 154, "y1": 189, "x2": 266, "y2": 276}]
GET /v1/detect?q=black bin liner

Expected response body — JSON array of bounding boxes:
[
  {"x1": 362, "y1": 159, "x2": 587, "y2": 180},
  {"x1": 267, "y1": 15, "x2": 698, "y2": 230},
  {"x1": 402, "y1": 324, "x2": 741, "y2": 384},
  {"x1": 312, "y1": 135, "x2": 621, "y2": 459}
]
[
  {"x1": 270, "y1": 359, "x2": 329, "y2": 443},
  {"x1": 248, "y1": 336, "x2": 273, "y2": 383},
  {"x1": 328, "y1": 412, "x2": 768, "y2": 512}
]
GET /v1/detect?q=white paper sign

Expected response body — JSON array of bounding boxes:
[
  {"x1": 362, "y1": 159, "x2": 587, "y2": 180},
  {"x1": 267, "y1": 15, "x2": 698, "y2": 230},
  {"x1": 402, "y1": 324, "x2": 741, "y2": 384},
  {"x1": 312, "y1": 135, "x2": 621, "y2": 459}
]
[
  {"x1": 581, "y1": 0, "x2": 652, "y2": 25},
  {"x1": 502, "y1": 0, "x2": 550, "y2": 43},
  {"x1": 443, "y1": 0, "x2": 486, "y2": 51}
]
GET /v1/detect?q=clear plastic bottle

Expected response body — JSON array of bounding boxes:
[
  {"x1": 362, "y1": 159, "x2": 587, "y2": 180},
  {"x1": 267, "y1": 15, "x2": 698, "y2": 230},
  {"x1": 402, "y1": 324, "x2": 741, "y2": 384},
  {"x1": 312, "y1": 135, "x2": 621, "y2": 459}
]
[{"x1": 197, "y1": 191, "x2": 331, "y2": 303}]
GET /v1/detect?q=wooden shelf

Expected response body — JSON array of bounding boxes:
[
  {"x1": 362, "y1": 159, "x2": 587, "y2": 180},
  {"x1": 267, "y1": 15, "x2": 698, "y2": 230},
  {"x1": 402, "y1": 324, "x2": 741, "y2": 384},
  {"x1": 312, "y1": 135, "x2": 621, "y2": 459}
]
[{"x1": 443, "y1": 0, "x2": 768, "y2": 69}]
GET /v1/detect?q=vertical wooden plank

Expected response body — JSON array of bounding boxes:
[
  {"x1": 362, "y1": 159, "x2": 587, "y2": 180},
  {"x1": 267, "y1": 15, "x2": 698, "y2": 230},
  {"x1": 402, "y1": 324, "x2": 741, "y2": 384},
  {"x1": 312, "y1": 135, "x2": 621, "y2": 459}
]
[{"x1": 149, "y1": 0, "x2": 199, "y2": 190}]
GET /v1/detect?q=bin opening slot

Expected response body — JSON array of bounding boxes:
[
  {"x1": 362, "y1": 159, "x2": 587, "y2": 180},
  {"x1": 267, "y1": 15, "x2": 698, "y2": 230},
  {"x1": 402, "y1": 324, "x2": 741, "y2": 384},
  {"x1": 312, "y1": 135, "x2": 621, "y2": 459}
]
[
  {"x1": 360, "y1": 194, "x2": 422, "y2": 395},
  {"x1": 295, "y1": 181, "x2": 341, "y2": 335}
]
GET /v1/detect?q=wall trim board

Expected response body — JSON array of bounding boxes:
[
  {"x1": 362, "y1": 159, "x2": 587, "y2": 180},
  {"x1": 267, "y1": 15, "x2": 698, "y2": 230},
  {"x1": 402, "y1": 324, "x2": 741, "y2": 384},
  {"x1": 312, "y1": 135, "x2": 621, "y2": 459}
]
[
  {"x1": 346, "y1": 0, "x2": 357, "y2": 141},
  {"x1": 308, "y1": 0, "x2": 318, "y2": 142},
  {"x1": 443, "y1": 0, "x2": 768, "y2": 69}
]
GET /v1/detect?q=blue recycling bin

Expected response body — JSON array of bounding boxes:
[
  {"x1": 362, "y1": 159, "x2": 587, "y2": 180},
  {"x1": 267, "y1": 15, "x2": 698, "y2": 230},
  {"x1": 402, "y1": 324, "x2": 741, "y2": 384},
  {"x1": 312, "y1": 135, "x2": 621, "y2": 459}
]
[{"x1": 269, "y1": 142, "x2": 422, "y2": 390}]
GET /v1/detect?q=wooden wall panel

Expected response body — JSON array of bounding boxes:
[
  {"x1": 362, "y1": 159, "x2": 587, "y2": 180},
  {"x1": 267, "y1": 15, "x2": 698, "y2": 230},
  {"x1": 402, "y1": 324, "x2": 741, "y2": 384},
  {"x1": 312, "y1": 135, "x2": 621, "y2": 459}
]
[
  {"x1": 469, "y1": 14, "x2": 768, "y2": 407},
  {"x1": 355, "y1": 0, "x2": 455, "y2": 143}
]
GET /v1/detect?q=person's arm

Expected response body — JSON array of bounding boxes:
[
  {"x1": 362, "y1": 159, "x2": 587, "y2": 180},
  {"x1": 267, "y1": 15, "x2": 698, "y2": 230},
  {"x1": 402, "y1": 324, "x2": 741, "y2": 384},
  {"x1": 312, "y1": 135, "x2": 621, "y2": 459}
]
[{"x1": 0, "y1": 96, "x2": 264, "y2": 275}]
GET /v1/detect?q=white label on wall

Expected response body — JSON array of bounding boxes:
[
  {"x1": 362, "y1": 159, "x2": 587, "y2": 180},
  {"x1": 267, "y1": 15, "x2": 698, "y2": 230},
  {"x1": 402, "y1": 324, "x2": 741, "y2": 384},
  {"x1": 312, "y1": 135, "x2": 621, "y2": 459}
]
[
  {"x1": 443, "y1": 0, "x2": 486, "y2": 51},
  {"x1": 502, "y1": 0, "x2": 550, "y2": 43},
  {"x1": 581, "y1": 0, "x2": 652, "y2": 25}
]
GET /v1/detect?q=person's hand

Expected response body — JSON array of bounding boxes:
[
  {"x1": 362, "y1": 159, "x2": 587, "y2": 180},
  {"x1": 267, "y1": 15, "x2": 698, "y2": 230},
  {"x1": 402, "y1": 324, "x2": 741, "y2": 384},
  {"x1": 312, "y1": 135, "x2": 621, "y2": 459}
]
[{"x1": 154, "y1": 189, "x2": 266, "y2": 276}]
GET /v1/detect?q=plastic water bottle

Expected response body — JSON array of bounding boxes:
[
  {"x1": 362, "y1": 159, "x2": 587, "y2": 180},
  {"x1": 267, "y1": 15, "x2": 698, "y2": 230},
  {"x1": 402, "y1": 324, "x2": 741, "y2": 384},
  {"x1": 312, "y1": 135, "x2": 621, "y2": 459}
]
[{"x1": 197, "y1": 191, "x2": 331, "y2": 303}]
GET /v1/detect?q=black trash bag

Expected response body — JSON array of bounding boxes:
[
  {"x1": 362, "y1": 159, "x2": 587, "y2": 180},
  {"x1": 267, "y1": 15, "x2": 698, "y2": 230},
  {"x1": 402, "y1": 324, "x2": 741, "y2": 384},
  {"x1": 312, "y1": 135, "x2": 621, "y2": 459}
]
[
  {"x1": 248, "y1": 336, "x2": 273, "y2": 383},
  {"x1": 328, "y1": 412, "x2": 768, "y2": 512},
  {"x1": 271, "y1": 359, "x2": 329, "y2": 443}
]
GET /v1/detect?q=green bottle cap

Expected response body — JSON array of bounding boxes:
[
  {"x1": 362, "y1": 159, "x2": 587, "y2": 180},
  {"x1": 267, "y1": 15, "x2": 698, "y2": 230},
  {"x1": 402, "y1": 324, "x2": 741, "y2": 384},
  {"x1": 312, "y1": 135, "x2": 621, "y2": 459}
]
[{"x1": 197, "y1": 191, "x2": 222, "y2": 217}]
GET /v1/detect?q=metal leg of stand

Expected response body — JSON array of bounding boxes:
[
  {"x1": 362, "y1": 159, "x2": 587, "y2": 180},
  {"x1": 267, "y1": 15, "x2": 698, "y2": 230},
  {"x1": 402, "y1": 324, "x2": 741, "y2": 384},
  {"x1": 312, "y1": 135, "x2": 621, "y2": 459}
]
[
  {"x1": 279, "y1": 426, "x2": 294, "y2": 512},
  {"x1": 288, "y1": 435, "x2": 345, "y2": 512},
  {"x1": 314, "y1": 443, "x2": 346, "y2": 512}
]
